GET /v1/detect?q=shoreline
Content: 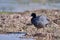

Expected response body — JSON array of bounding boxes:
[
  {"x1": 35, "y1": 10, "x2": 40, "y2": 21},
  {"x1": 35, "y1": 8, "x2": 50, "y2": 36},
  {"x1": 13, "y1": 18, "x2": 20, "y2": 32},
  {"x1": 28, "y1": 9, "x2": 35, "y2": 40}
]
[{"x1": 0, "y1": 9, "x2": 59, "y2": 33}]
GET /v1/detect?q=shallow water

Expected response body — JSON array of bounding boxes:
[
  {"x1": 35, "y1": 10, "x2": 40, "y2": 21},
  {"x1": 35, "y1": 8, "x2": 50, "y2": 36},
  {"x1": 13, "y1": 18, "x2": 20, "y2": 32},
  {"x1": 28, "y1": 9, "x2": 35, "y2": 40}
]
[
  {"x1": 0, "y1": 0, "x2": 60, "y2": 12},
  {"x1": 0, "y1": 32, "x2": 35, "y2": 40}
]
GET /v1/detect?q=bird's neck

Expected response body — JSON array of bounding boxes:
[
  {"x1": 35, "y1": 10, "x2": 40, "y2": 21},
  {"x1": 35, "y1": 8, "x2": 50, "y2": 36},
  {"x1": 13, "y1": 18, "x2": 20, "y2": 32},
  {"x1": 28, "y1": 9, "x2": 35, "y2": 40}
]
[{"x1": 33, "y1": 16, "x2": 36, "y2": 18}]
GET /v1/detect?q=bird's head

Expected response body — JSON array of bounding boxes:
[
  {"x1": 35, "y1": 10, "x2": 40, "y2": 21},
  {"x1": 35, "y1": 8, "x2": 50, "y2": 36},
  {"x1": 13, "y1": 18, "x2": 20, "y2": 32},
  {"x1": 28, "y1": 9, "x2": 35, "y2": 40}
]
[{"x1": 31, "y1": 13, "x2": 36, "y2": 18}]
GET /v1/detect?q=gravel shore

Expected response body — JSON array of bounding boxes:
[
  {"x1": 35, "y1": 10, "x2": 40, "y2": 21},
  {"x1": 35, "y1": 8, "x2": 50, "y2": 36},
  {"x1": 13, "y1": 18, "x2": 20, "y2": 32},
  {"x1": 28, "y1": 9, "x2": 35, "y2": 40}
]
[{"x1": 0, "y1": 9, "x2": 60, "y2": 40}]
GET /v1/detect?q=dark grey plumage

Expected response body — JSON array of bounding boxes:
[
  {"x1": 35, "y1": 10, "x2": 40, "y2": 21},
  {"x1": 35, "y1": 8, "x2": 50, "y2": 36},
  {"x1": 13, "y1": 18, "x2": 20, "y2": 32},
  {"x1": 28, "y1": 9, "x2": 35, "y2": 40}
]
[{"x1": 31, "y1": 13, "x2": 50, "y2": 29}]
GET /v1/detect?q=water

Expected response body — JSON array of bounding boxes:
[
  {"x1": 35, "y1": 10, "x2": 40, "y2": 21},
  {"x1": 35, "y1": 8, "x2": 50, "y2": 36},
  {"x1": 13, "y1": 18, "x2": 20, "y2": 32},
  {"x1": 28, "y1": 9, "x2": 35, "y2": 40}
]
[
  {"x1": 0, "y1": 32, "x2": 35, "y2": 40},
  {"x1": 0, "y1": 0, "x2": 60, "y2": 12}
]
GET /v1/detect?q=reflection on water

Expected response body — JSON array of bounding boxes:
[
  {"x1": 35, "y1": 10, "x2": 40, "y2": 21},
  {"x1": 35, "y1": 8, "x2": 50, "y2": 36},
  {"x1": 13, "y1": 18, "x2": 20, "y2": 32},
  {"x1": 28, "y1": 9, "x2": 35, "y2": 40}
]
[{"x1": 0, "y1": 32, "x2": 35, "y2": 40}]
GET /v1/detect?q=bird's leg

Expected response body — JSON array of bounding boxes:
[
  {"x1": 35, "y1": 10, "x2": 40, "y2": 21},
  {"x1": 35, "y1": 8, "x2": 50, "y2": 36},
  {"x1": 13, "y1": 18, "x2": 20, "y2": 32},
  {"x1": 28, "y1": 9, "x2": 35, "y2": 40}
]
[
  {"x1": 43, "y1": 27, "x2": 44, "y2": 32},
  {"x1": 35, "y1": 28, "x2": 38, "y2": 33},
  {"x1": 37, "y1": 28, "x2": 38, "y2": 31},
  {"x1": 43, "y1": 27, "x2": 46, "y2": 34}
]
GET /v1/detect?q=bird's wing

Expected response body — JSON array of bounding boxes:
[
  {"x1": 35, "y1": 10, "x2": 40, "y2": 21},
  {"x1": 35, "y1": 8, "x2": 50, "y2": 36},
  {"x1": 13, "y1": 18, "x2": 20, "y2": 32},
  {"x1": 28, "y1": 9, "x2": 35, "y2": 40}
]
[{"x1": 37, "y1": 16, "x2": 49, "y2": 26}]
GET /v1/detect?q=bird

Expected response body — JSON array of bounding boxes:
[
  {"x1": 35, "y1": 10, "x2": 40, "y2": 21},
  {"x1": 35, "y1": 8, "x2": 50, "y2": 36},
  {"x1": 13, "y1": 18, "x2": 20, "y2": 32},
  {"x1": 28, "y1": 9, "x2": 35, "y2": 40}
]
[{"x1": 31, "y1": 13, "x2": 50, "y2": 30}]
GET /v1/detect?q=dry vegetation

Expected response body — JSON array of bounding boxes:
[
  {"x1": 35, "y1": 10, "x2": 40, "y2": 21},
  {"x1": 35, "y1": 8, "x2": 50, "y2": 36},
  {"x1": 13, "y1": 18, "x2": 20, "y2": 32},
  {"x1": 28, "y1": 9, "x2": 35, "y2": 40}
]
[{"x1": 0, "y1": 9, "x2": 60, "y2": 40}]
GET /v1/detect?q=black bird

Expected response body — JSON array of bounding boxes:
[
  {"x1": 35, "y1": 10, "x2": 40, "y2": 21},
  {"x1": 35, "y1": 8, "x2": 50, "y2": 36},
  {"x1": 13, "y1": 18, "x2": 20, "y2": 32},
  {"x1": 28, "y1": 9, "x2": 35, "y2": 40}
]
[{"x1": 31, "y1": 13, "x2": 50, "y2": 30}]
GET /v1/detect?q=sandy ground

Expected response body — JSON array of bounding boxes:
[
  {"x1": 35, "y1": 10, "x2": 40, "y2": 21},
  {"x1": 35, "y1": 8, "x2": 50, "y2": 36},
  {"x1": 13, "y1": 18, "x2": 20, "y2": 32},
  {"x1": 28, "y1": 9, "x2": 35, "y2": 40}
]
[{"x1": 0, "y1": 9, "x2": 60, "y2": 40}]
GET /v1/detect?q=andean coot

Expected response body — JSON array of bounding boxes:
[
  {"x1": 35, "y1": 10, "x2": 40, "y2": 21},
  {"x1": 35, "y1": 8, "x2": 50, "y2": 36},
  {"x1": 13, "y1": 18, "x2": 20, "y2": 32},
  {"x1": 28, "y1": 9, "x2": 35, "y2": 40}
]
[{"x1": 31, "y1": 13, "x2": 50, "y2": 30}]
